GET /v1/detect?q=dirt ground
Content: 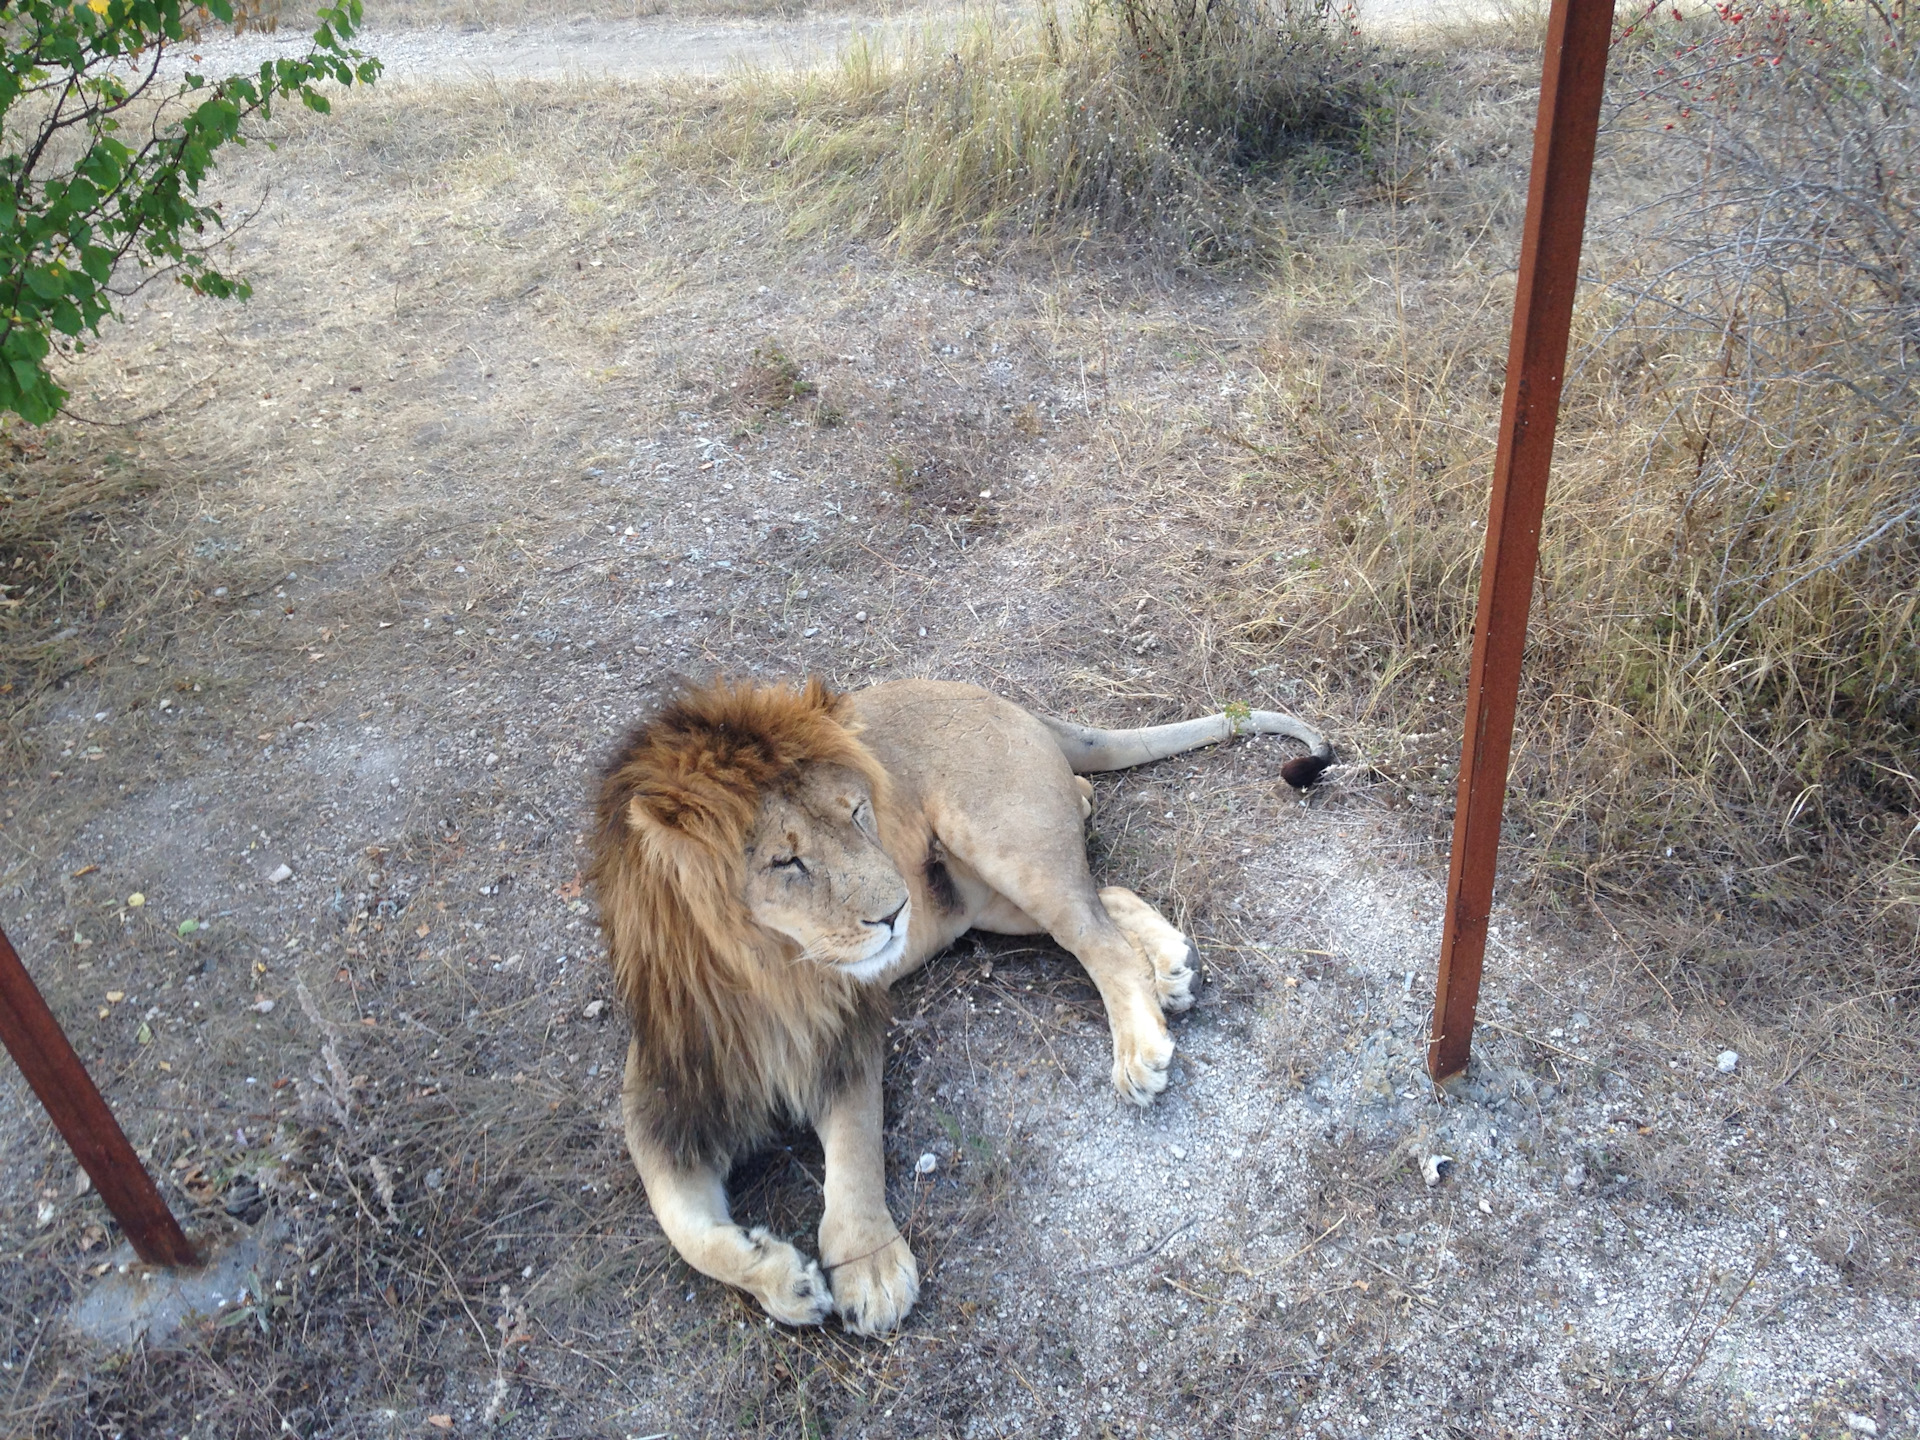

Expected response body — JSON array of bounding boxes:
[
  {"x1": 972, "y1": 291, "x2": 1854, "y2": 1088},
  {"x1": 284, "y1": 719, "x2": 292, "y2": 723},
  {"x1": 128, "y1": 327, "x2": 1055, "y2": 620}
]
[{"x1": 0, "y1": 13, "x2": 1915, "y2": 1440}]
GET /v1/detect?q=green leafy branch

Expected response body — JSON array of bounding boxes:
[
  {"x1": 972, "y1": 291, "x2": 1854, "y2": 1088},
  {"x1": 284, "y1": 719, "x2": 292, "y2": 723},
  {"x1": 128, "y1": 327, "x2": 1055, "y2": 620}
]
[{"x1": 0, "y1": 0, "x2": 381, "y2": 422}]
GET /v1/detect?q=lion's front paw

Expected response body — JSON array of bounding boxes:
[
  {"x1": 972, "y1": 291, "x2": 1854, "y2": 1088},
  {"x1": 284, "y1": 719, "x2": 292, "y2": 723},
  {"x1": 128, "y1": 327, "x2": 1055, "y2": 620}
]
[
  {"x1": 826, "y1": 1234, "x2": 920, "y2": 1336},
  {"x1": 741, "y1": 1227, "x2": 834, "y2": 1327},
  {"x1": 1111, "y1": 1027, "x2": 1174, "y2": 1107}
]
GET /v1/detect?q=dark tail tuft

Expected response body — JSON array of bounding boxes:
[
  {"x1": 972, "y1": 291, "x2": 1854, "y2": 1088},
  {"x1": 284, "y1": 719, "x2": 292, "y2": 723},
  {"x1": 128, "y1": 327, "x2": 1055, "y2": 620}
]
[{"x1": 1280, "y1": 752, "x2": 1333, "y2": 790}]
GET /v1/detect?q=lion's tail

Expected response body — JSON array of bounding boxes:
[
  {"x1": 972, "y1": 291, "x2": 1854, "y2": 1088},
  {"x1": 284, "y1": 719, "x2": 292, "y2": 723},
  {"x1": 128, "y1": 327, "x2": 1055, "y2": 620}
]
[{"x1": 1038, "y1": 708, "x2": 1334, "y2": 790}]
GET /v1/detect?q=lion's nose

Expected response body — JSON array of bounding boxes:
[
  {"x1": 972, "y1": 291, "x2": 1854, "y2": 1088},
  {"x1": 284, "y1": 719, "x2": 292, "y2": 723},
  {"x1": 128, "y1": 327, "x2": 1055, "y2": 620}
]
[{"x1": 868, "y1": 899, "x2": 907, "y2": 931}]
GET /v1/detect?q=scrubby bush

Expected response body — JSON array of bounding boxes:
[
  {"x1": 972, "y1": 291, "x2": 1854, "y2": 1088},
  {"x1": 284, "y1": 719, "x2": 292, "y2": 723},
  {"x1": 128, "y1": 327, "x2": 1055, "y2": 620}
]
[{"x1": 701, "y1": 0, "x2": 1397, "y2": 257}]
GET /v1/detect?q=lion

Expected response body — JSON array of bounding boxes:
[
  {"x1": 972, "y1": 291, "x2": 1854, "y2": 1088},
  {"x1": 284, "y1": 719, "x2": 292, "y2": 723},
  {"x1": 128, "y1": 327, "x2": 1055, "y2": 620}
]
[{"x1": 589, "y1": 677, "x2": 1330, "y2": 1336}]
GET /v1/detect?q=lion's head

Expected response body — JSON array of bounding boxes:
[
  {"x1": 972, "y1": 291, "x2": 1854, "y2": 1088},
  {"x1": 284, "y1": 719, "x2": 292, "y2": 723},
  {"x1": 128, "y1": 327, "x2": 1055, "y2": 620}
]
[
  {"x1": 589, "y1": 678, "x2": 906, "y2": 1165},
  {"x1": 594, "y1": 677, "x2": 910, "y2": 986}
]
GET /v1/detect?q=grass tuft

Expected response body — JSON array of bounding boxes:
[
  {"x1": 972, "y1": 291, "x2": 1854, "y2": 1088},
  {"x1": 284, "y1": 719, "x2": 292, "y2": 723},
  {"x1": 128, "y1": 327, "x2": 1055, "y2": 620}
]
[{"x1": 681, "y1": 0, "x2": 1403, "y2": 259}]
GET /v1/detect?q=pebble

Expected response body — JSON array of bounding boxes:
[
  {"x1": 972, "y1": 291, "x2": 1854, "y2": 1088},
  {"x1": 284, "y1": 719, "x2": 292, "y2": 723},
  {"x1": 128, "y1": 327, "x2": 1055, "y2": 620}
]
[
  {"x1": 251, "y1": 998, "x2": 275, "y2": 1014},
  {"x1": 855, "y1": 611, "x2": 867, "y2": 622},
  {"x1": 267, "y1": 863, "x2": 294, "y2": 885},
  {"x1": 915, "y1": 1152, "x2": 938, "y2": 1175},
  {"x1": 1845, "y1": 1415, "x2": 1878, "y2": 1436},
  {"x1": 1716, "y1": 1049, "x2": 1739, "y2": 1074},
  {"x1": 1564, "y1": 1164, "x2": 1588, "y2": 1190},
  {"x1": 583, "y1": 999, "x2": 608, "y2": 1019},
  {"x1": 126, "y1": 893, "x2": 145, "y2": 908}
]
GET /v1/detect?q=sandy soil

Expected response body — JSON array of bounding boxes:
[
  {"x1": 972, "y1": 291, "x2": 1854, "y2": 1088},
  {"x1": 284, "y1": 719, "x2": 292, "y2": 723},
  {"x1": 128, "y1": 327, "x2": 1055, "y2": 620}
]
[{"x1": 0, "y1": 17, "x2": 1912, "y2": 1440}]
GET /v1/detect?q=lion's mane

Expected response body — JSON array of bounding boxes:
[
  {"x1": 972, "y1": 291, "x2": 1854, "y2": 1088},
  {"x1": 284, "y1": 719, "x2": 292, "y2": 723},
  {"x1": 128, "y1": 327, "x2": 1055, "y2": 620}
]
[{"x1": 590, "y1": 678, "x2": 893, "y2": 1169}]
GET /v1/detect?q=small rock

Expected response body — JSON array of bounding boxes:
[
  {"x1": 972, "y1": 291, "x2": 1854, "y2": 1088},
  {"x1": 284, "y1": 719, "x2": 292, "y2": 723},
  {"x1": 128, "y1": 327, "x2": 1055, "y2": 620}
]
[
  {"x1": 424, "y1": 1168, "x2": 446, "y2": 1192},
  {"x1": 251, "y1": 998, "x2": 275, "y2": 1014},
  {"x1": 1716, "y1": 1049, "x2": 1739, "y2": 1074},
  {"x1": 1422, "y1": 1154, "x2": 1454, "y2": 1188},
  {"x1": 484, "y1": 753, "x2": 499, "y2": 768},
  {"x1": 1845, "y1": 1414, "x2": 1878, "y2": 1436},
  {"x1": 915, "y1": 1152, "x2": 938, "y2": 1175},
  {"x1": 127, "y1": 893, "x2": 145, "y2": 908},
  {"x1": 267, "y1": 864, "x2": 293, "y2": 885},
  {"x1": 1564, "y1": 1164, "x2": 1588, "y2": 1190},
  {"x1": 583, "y1": 999, "x2": 608, "y2": 1020}
]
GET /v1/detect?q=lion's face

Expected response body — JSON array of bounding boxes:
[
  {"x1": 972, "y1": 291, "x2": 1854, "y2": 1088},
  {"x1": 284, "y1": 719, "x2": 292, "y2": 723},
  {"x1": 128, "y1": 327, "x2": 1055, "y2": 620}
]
[{"x1": 741, "y1": 763, "x2": 912, "y2": 983}]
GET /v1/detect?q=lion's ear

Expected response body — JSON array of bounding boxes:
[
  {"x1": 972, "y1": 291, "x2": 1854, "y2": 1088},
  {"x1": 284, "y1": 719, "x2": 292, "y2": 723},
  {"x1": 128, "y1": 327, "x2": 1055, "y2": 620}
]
[
  {"x1": 627, "y1": 792, "x2": 695, "y2": 848},
  {"x1": 625, "y1": 784, "x2": 748, "y2": 866}
]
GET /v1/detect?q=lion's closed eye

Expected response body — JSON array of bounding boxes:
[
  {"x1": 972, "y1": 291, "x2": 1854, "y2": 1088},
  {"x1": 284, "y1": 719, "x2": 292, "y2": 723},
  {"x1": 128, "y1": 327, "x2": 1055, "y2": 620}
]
[{"x1": 771, "y1": 855, "x2": 809, "y2": 876}]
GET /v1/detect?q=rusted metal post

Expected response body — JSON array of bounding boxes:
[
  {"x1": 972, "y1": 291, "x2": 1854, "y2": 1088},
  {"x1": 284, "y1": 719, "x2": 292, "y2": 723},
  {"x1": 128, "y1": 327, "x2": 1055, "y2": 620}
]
[
  {"x1": 1428, "y1": 0, "x2": 1614, "y2": 1083},
  {"x1": 0, "y1": 922, "x2": 197, "y2": 1266}
]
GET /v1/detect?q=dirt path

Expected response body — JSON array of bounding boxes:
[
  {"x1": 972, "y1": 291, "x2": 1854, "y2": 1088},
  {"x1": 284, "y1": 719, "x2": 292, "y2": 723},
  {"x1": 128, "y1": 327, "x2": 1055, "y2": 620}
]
[
  {"x1": 165, "y1": 0, "x2": 1481, "y2": 84},
  {"x1": 166, "y1": 5, "x2": 974, "y2": 82}
]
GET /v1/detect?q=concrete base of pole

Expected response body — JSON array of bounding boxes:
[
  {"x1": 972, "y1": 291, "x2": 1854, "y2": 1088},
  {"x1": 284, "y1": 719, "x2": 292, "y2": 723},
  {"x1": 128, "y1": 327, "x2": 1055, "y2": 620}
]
[{"x1": 67, "y1": 1216, "x2": 286, "y2": 1347}]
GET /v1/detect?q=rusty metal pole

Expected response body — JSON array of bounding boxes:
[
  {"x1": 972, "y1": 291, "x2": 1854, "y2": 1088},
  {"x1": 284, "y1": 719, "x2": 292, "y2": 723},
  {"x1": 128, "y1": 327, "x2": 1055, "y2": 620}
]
[
  {"x1": 1428, "y1": 0, "x2": 1614, "y2": 1083},
  {"x1": 0, "y1": 922, "x2": 197, "y2": 1266}
]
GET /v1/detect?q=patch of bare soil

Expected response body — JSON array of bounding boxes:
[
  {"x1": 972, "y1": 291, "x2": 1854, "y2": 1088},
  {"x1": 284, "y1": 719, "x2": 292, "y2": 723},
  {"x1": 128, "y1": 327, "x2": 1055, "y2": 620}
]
[{"x1": 0, "y1": 62, "x2": 1911, "y2": 1440}]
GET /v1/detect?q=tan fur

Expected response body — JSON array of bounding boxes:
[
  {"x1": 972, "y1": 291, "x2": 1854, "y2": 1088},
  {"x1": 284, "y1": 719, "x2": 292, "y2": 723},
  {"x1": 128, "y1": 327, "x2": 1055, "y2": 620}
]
[{"x1": 592, "y1": 676, "x2": 1243, "y2": 1335}]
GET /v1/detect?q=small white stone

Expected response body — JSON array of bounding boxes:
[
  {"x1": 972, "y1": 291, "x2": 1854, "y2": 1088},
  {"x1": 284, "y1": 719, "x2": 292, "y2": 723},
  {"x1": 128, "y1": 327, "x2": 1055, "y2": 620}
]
[
  {"x1": 251, "y1": 998, "x2": 275, "y2": 1014},
  {"x1": 1564, "y1": 1164, "x2": 1588, "y2": 1190},
  {"x1": 1422, "y1": 1154, "x2": 1454, "y2": 1187},
  {"x1": 915, "y1": 1152, "x2": 938, "y2": 1175},
  {"x1": 583, "y1": 999, "x2": 608, "y2": 1020},
  {"x1": 267, "y1": 863, "x2": 293, "y2": 885},
  {"x1": 1716, "y1": 1049, "x2": 1740, "y2": 1074},
  {"x1": 855, "y1": 611, "x2": 868, "y2": 622},
  {"x1": 1845, "y1": 1414, "x2": 1878, "y2": 1436}
]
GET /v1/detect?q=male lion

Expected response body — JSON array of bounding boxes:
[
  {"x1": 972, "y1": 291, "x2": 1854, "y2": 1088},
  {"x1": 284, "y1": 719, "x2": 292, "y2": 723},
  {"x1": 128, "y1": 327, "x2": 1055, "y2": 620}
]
[{"x1": 590, "y1": 677, "x2": 1330, "y2": 1335}]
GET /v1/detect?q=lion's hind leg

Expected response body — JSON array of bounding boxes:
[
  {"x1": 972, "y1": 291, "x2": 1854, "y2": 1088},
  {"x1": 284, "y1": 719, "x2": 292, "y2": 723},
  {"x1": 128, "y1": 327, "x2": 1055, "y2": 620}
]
[
  {"x1": 623, "y1": 1048, "x2": 832, "y2": 1327},
  {"x1": 1099, "y1": 886, "x2": 1197, "y2": 1014}
]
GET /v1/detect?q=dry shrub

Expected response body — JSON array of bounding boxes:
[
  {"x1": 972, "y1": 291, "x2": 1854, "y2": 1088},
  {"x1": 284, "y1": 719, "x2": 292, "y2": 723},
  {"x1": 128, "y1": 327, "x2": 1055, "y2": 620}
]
[
  {"x1": 687, "y1": 0, "x2": 1401, "y2": 258},
  {"x1": 1228, "y1": 3, "x2": 1920, "y2": 991}
]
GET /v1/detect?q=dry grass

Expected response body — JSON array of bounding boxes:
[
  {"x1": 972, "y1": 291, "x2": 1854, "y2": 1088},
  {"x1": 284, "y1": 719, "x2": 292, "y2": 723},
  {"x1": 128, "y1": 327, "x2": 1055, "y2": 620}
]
[{"x1": 1202, "y1": 4, "x2": 1920, "y2": 1001}]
